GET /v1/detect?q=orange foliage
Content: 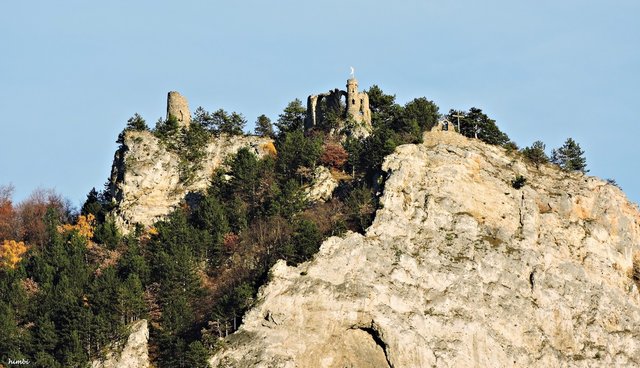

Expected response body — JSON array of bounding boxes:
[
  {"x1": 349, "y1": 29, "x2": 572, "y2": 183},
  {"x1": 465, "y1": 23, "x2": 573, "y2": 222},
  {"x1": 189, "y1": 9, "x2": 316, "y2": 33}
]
[
  {"x1": 17, "y1": 188, "x2": 69, "y2": 247},
  {"x1": 0, "y1": 184, "x2": 17, "y2": 241},
  {"x1": 0, "y1": 239, "x2": 28, "y2": 269},
  {"x1": 262, "y1": 141, "x2": 277, "y2": 157},
  {"x1": 58, "y1": 214, "x2": 95, "y2": 239},
  {"x1": 320, "y1": 142, "x2": 348, "y2": 169},
  {"x1": 223, "y1": 232, "x2": 240, "y2": 251}
]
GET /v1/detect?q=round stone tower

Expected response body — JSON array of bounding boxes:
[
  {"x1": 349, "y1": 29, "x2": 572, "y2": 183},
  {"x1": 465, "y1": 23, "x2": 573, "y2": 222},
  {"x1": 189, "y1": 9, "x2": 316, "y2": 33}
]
[
  {"x1": 166, "y1": 91, "x2": 191, "y2": 129},
  {"x1": 346, "y1": 78, "x2": 362, "y2": 119}
]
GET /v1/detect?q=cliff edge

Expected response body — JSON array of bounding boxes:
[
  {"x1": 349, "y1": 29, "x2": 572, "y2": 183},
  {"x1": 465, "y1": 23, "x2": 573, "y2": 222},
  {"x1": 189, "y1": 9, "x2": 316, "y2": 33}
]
[
  {"x1": 109, "y1": 130, "x2": 273, "y2": 233},
  {"x1": 210, "y1": 129, "x2": 640, "y2": 367}
]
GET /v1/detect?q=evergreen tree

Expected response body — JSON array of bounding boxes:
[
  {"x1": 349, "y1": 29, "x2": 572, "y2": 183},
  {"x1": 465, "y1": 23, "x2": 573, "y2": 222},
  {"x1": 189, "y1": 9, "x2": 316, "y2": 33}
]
[
  {"x1": 446, "y1": 108, "x2": 510, "y2": 146},
  {"x1": 254, "y1": 114, "x2": 274, "y2": 138},
  {"x1": 551, "y1": 138, "x2": 588, "y2": 173},
  {"x1": 521, "y1": 141, "x2": 549, "y2": 167},
  {"x1": 210, "y1": 109, "x2": 246, "y2": 135},
  {"x1": 125, "y1": 113, "x2": 148, "y2": 131},
  {"x1": 402, "y1": 97, "x2": 440, "y2": 132},
  {"x1": 116, "y1": 274, "x2": 145, "y2": 324},
  {"x1": 275, "y1": 130, "x2": 322, "y2": 178},
  {"x1": 365, "y1": 85, "x2": 401, "y2": 128},
  {"x1": 184, "y1": 341, "x2": 209, "y2": 368},
  {"x1": 192, "y1": 106, "x2": 214, "y2": 129},
  {"x1": 275, "y1": 99, "x2": 306, "y2": 134},
  {"x1": 117, "y1": 114, "x2": 149, "y2": 144},
  {"x1": 154, "y1": 115, "x2": 180, "y2": 141}
]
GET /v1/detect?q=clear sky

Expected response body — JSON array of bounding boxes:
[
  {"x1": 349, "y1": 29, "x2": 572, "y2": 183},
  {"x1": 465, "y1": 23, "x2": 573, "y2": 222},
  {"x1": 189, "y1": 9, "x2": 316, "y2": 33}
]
[{"x1": 1, "y1": 0, "x2": 638, "y2": 207}]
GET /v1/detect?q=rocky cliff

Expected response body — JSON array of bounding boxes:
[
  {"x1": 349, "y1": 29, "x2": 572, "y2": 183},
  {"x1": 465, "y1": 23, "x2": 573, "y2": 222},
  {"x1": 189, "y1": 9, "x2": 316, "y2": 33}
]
[
  {"x1": 109, "y1": 130, "x2": 273, "y2": 233},
  {"x1": 210, "y1": 129, "x2": 640, "y2": 367},
  {"x1": 91, "y1": 319, "x2": 149, "y2": 368}
]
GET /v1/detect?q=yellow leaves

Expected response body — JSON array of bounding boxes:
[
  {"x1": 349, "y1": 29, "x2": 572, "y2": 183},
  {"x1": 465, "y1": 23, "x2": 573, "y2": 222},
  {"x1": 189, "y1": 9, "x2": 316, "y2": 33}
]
[
  {"x1": 140, "y1": 226, "x2": 158, "y2": 241},
  {"x1": 0, "y1": 239, "x2": 28, "y2": 269},
  {"x1": 57, "y1": 214, "x2": 96, "y2": 239},
  {"x1": 148, "y1": 226, "x2": 159, "y2": 236},
  {"x1": 262, "y1": 141, "x2": 277, "y2": 157}
]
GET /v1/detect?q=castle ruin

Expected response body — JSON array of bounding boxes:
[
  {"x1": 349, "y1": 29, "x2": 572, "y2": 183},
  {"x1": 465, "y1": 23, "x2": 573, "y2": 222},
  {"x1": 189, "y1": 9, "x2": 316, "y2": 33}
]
[
  {"x1": 305, "y1": 78, "x2": 372, "y2": 137},
  {"x1": 167, "y1": 91, "x2": 191, "y2": 128}
]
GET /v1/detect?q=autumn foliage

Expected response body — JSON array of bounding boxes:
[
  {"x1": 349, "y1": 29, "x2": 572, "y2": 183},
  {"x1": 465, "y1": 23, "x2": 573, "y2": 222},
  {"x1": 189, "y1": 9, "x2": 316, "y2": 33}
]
[
  {"x1": 58, "y1": 213, "x2": 96, "y2": 239},
  {"x1": 0, "y1": 239, "x2": 28, "y2": 269},
  {"x1": 320, "y1": 142, "x2": 348, "y2": 169},
  {"x1": 0, "y1": 185, "x2": 17, "y2": 241},
  {"x1": 262, "y1": 141, "x2": 278, "y2": 157}
]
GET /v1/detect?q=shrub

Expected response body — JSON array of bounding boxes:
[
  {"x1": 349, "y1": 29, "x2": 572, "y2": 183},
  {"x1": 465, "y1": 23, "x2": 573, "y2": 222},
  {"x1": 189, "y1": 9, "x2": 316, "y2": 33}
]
[
  {"x1": 320, "y1": 143, "x2": 348, "y2": 169},
  {"x1": 511, "y1": 175, "x2": 527, "y2": 189}
]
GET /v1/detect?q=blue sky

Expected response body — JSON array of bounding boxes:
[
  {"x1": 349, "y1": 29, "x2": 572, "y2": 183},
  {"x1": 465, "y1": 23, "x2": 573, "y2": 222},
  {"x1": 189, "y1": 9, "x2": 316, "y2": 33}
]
[{"x1": 1, "y1": 0, "x2": 638, "y2": 206}]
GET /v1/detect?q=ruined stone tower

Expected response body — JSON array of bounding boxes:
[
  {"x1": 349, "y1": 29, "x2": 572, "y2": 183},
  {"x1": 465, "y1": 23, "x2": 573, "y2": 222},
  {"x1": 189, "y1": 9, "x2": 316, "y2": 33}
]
[
  {"x1": 166, "y1": 91, "x2": 191, "y2": 128},
  {"x1": 346, "y1": 78, "x2": 371, "y2": 126},
  {"x1": 305, "y1": 78, "x2": 372, "y2": 138}
]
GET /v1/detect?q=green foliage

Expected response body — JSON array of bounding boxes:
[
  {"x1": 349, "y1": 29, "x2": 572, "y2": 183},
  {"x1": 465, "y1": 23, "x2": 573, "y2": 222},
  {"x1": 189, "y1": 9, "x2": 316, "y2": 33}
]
[
  {"x1": 254, "y1": 114, "x2": 275, "y2": 138},
  {"x1": 126, "y1": 113, "x2": 149, "y2": 131},
  {"x1": 185, "y1": 341, "x2": 210, "y2": 368},
  {"x1": 402, "y1": 97, "x2": 440, "y2": 132},
  {"x1": 154, "y1": 115, "x2": 181, "y2": 142},
  {"x1": 521, "y1": 141, "x2": 549, "y2": 167},
  {"x1": 345, "y1": 186, "x2": 376, "y2": 232},
  {"x1": 192, "y1": 106, "x2": 214, "y2": 129},
  {"x1": 366, "y1": 85, "x2": 400, "y2": 128},
  {"x1": 275, "y1": 99, "x2": 306, "y2": 134},
  {"x1": 193, "y1": 107, "x2": 246, "y2": 135},
  {"x1": 606, "y1": 178, "x2": 621, "y2": 189},
  {"x1": 276, "y1": 129, "x2": 322, "y2": 179},
  {"x1": 212, "y1": 109, "x2": 247, "y2": 135},
  {"x1": 359, "y1": 127, "x2": 399, "y2": 178},
  {"x1": 116, "y1": 113, "x2": 149, "y2": 144},
  {"x1": 511, "y1": 175, "x2": 527, "y2": 189},
  {"x1": 446, "y1": 108, "x2": 510, "y2": 146},
  {"x1": 191, "y1": 194, "x2": 228, "y2": 263},
  {"x1": 283, "y1": 219, "x2": 322, "y2": 265},
  {"x1": 551, "y1": 138, "x2": 588, "y2": 173},
  {"x1": 343, "y1": 137, "x2": 364, "y2": 176}
]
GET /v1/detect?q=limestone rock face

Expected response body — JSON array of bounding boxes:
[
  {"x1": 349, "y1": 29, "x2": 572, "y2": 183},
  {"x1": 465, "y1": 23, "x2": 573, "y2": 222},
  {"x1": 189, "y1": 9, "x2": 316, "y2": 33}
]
[
  {"x1": 91, "y1": 319, "x2": 149, "y2": 368},
  {"x1": 304, "y1": 166, "x2": 339, "y2": 202},
  {"x1": 109, "y1": 131, "x2": 273, "y2": 233},
  {"x1": 210, "y1": 130, "x2": 640, "y2": 367}
]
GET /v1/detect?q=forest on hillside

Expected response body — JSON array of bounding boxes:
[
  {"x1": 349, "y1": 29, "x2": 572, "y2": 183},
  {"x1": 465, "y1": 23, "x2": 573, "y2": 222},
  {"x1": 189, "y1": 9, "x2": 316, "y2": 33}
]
[{"x1": 0, "y1": 85, "x2": 590, "y2": 368}]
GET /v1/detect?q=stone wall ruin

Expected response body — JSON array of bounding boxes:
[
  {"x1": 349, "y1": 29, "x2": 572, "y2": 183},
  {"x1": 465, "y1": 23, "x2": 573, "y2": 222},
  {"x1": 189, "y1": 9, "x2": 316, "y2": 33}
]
[{"x1": 305, "y1": 78, "x2": 372, "y2": 137}]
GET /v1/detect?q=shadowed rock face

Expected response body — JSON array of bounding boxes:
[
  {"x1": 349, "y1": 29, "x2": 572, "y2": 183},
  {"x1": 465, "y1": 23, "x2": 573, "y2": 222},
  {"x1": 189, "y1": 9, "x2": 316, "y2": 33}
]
[{"x1": 210, "y1": 130, "x2": 640, "y2": 368}]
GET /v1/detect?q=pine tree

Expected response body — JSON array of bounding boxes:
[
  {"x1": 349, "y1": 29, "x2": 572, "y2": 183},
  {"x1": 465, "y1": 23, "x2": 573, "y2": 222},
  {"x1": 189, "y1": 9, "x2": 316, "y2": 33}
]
[
  {"x1": 254, "y1": 114, "x2": 274, "y2": 138},
  {"x1": 521, "y1": 141, "x2": 549, "y2": 167},
  {"x1": 275, "y1": 99, "x2": 306, "y2": 134},
  {"x1": 551, "y1": 138, "x2": 588, "y2": 173},
  {"x1": 125, "y1": 113, "x2": 148, "y2": 131},
  {"x1": 447, "y1": 108, "x2": 510, "y2": 146}
]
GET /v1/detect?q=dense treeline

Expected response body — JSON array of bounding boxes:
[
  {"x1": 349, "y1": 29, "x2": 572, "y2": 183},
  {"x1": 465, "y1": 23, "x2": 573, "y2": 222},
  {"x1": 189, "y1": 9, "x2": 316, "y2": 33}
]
[
  {"x1": 0, "y1": 84, "x2": 592, "y2": 367},
  {"x1": 0, "y1": 187, "x2": 145, "y2": 367}
]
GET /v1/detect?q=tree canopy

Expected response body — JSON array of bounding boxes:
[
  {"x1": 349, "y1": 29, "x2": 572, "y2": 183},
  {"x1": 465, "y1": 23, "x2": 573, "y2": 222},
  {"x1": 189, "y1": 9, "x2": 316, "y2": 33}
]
[
  {"x1": 446, "y1": 108, "x2": 510, "y2": 146},
  {"x1": 551, "y1": 138, "x2": 588, "y2": 173}
]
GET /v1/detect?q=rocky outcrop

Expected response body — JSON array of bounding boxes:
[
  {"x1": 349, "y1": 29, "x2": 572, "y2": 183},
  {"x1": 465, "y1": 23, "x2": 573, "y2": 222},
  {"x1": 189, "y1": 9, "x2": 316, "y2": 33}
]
[
  {"x1": 210, "y1": 129, "x2": 640, "y2": 367},
  {"x1": 91, "y1": 319, "x2": 149, "y2": 368},
  {"x1": 304, "y1": 166, "x2": 339, "y2": 202},
  {"x1": 109, "y1": 131, "x2": 273, "y2": 233}
]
